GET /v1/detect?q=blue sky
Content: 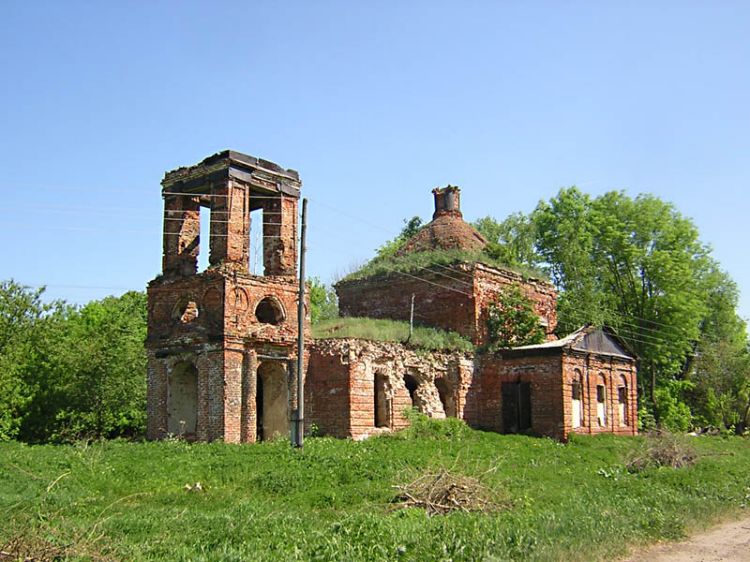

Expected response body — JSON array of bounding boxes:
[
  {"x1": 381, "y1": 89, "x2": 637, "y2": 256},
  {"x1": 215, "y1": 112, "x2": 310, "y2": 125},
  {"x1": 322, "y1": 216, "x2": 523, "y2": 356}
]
[{"x1": 1, "y1": 1, "x2": 748, "y2": 319}]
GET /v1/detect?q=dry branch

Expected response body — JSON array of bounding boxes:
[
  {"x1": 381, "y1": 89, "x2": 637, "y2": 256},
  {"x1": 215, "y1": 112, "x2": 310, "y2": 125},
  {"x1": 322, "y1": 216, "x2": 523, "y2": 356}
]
[{"x1": 392, "y1": 469, "x2": 508, "y2": 516}]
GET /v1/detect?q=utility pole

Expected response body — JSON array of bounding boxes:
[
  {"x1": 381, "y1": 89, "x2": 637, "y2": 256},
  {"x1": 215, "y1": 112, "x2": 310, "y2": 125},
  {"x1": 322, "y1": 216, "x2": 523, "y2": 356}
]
[
  {"x1": 409, "y1": 293, "x2": 415, "y2": 339},
  {"x1": 293, "y1": 198, "x2": 308, "y2": 448}
]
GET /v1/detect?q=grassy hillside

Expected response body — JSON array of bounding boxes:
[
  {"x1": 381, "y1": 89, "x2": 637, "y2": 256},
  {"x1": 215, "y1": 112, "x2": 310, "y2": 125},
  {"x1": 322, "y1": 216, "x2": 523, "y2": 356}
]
[{"x1": 1, "y1": 419, "x2": 749, "y2": 561}]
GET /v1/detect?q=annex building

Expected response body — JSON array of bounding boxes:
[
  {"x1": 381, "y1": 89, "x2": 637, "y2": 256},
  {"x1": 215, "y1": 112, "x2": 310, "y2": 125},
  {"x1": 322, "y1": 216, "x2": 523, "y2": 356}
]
[{"x1": 146, "y1": 150, "x2": 637, "y2": 443}]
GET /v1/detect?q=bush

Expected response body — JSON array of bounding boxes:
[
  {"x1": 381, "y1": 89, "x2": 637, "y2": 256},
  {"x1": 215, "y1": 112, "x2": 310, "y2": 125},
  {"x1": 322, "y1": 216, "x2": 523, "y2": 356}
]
[
  {"x1": 399, "y1": 410, "x2": 471, "y2": 440},
  {"x1": 654, "y1": 381, "x2": 693, "y2": 432},
  {"x1": 485, "y1": 284, "x2": 545, "y2": 349}
]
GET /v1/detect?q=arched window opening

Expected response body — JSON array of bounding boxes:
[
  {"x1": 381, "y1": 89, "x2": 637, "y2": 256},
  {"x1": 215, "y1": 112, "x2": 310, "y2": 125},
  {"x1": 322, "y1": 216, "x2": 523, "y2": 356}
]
[
  {"x1": 374, "y1": 372, "x2": 389, "y2": 428},
  {"x1": 618, "y1": 375, "x2": 629, "y2": 426},
  {"x1": 255, "y1": 297, "x2": 285, "y2": 325},
  {"x1": 435, "y1": 378, "x2": 456, "y2": 418},
  {"x1": 571, "y1": 370, "x2": 584, "y2": 429},
  {"x1": 173, "y1": 299, "x2": 199, "y2": 324},
  {"x1": 596, "y1": 374, "x2": 607, "y2": 427},
  {"x1": 167, "y1": 362, "x2": 198, "y2": 438}
]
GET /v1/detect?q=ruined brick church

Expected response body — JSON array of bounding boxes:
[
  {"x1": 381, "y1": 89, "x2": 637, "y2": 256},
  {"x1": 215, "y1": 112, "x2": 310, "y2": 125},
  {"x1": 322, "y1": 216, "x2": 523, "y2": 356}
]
[{"x1": 146, "y1": 150, "x2": 637, "y2": 443}]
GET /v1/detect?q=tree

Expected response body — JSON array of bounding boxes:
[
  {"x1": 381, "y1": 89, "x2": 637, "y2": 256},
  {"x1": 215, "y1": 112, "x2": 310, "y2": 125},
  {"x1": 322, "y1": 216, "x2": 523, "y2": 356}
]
[
  {"x1": 486, "y1": 284, "x2": 545, "y2": 349},
  {"x1": 686, "y1": 268, "x2": 750, "y2": 430},
  {"x1": 373, "y1": 216, "x2": 423, "y2": 260},
  {"x1": 19, "y1": 291, "x2": 148, "y2": 442},
  {"x1": 474, "y1": 213, "x2": 542, "y2": 270},
  {"x1": 0, "y1": 281, "x2": 68, "y2": 440},
  {"x1": 309, "y1": 277, "x2": 338, "y2": 324},
  {"x1": 532, "y1": 188, "x2": 713, "y2": 415}
]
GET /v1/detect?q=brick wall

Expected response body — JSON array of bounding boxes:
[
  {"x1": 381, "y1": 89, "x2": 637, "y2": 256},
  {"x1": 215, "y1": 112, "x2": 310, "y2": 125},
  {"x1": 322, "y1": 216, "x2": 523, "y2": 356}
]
[
  {"x1": 472, "y1": 264, "x2": 557, "y2": 345},
  {"x1": 147, "y1": 151, "x2": 307, "y2": 444},
  {"x1": 336, "y1": 267, "x2": 476, "y2": 339},
  {"x1": 336, "y1": 263, "x2": 557, "y2": 346},
  {"x1": 306, "y1": 339, "x2": 469, "y2": 440},
  {"x1": 305, "y1": 347, "x2": 352, "y2": 438},
  {"x1": 561, "y1": 353, "x2": 638, "y2": 438},
  {"x1": 474, "y1": 352, "x2": 565, "y2": 439}
]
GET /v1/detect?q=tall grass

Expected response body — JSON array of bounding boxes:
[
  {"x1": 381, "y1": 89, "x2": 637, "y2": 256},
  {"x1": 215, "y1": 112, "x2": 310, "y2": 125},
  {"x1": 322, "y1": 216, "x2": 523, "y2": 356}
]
[
  {"x1": 1, "y1": 426, "x2": 749, "y2": 561},
  {"x1": 312, "y1": 317, "x2": 474, "y2": 352}
]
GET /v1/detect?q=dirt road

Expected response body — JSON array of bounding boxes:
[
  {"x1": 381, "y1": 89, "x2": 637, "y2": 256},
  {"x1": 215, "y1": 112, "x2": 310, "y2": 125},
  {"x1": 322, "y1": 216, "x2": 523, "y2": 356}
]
[{"x1": 622, "y1": 515, "x2": 750, "y2": 562}]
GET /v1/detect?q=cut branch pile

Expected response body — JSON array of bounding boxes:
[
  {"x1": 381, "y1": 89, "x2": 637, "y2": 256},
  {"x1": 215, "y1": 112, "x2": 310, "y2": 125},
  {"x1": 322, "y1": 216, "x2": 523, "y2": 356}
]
[
  {"x1": 0, "y1": 535, "x2": 68, "y2": 562},
  {"x1": 626, "y1": 431, "x2": 698, "y2": 472},
  {"x1": 392, "y1": 469, "x2": 508, "y2": 516}
]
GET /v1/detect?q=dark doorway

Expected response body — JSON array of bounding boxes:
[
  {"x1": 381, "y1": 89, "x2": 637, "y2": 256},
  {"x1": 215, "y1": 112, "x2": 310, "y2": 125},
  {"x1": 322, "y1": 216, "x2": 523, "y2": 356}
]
[
  {"x1": 502, "y1": 381, "x2": 532, "y2": 433},
  {"x1": 403, "y1": 374, "x2": 419, "y2": 407},
  {"x1": 256, "y1": 361, "x2": 289, "y2": 441},
  {"x1": 435, "y1": 378, "x2": 456, "y2": 417}
]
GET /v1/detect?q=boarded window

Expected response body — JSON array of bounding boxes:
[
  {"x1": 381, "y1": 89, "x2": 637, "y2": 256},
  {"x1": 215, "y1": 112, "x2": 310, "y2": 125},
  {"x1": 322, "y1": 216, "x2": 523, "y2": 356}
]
[
  {"x1": 502, "y1": 381, "x2": 532, "y2": 434},
  {"x1": 596, "y1": 384, "x2": 607, "y2": 427},
  {"x1": 572, "y1": 373, "x2": 583, "y2": 429},
  {"x1": 618, "y1": 377, "x2": 628, "y2": 426}
]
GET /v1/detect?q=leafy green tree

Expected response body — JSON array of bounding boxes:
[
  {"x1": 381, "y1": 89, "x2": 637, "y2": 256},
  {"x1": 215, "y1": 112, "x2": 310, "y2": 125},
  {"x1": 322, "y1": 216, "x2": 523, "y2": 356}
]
[
  {"x1": 533, "y1": 188, "x2": 712, "y2": 414},
  {"x1": 373, "y1": 216, "x2": 423, "y2": 260},
  {"x1": 474, "y1": 213, "x2": 542, "y2": 270},
  {"x1": 309, "y1": 277, "x2": 338, "y2": 324},
  {"x1": 653, "y1": 380, "x2": 694, "y2": 432},
  {"x1": 20, "y1": 291, "x2": 147, "y2": 442},
  {"x1": 0, "y1": 281, "x2": 52, "y2": 439},
  {"x1": 486, "y1": 284, "x2": 545, "y2": 349},
  {"x1": 533, "y1": 188, "x2": 612, "y2": 330},
  {"x1": 686, "y1": 268, "x2": 750, "y2": 430}
]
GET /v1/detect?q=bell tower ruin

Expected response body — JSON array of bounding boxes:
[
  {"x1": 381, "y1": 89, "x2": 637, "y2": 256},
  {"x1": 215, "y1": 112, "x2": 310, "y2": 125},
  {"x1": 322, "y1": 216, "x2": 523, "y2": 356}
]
[{"x1": 146, "y1": 150, "x2": 308, "y2": 443}]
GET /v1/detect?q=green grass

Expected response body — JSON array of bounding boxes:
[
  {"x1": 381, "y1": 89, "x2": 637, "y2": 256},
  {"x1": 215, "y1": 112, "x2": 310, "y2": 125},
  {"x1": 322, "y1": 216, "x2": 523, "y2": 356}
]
[
  {"x1": 312, "y1": 317, "x2": 474, "y2": 352},
  {"x1": 2, "y1": 420, "x2": 749, "y2": 561},
  {"x1": 340, "y1": 248, "x2": 548, "y2": 284}
]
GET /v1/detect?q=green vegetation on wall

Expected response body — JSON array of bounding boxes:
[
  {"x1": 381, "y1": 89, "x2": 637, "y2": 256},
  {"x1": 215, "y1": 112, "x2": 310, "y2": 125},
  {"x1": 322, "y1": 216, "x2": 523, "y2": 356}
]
[
  {"x1": 312, "y1": 316, "x2": 473, "y2": 352},
  {"x1": 485, "y1": 284, "x2": 546, "y2": 349}
]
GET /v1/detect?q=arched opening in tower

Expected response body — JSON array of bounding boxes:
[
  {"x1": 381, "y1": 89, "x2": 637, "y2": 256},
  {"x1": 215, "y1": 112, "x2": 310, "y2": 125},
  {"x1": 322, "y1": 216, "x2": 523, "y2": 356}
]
[
  {"x1": 168, "y1": 362, "x2": 198, "y2": 438},
  {"x1": 255, "y1": 297, "x2": 285, "y2": 325},
  {"x1": 256, "y1": 361, "x2": 289, "y2": 441}
]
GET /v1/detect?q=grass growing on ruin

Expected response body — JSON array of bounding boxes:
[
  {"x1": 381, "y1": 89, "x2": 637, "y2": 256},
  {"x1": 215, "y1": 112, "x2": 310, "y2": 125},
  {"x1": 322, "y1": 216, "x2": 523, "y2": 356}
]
[
  {"x1": 2, "y1": 420, "x2": 750, "y2": 561},
  {"x1": 311, "y1": 316, "x2": 474, "y2": 352},
  {"x1": 340, "y1": 248, "x2": 548, "y2": 283}
]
